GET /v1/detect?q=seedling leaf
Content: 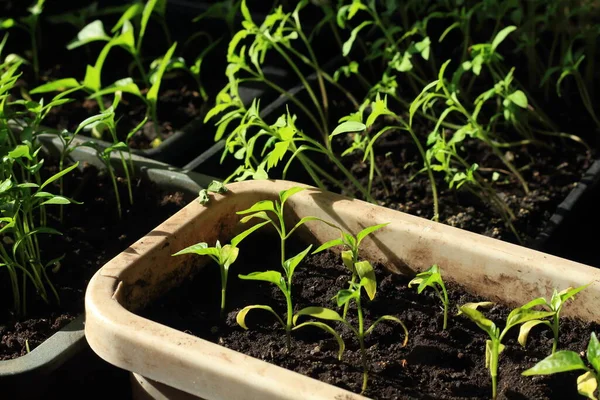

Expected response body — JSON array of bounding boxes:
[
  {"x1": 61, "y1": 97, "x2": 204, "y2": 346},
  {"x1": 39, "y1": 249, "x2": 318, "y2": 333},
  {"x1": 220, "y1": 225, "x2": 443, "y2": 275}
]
[
  {"x1": 330, "y1": 121, "x2": 366, "y2": 138},
  {"x1": 283, "y1": 245, "x2": 312, "y2": 278},
  {"x1": 518, "y1": 320, "x2": 551, "y2": 347},
  {"x1": 577, "y1": 371, "x2": 598, "y2": 399},
  {"x1": 237, "y1": 305, "x2": 285, "y2": 329},
  {"x1": 365, "y1": 315, "x2": 409, "y2": 346},
  {"x1": 230, "y1": 220, "x2": 270, "y2": 247},
  {"x1": 522, "y1": 351, "x2": 589, "y2": 375},
  {"x1": 355, "y1": 261, "x2": 376, "y2": 300},
  {"x1": 293, "y1": 306, "x2": 345, "y2": 325}
]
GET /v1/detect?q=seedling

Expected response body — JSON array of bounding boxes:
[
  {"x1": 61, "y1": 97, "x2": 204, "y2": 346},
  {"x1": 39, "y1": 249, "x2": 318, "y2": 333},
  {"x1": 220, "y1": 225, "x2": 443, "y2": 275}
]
[
  {"x1": 172, "y1": 221, "x2": 265, "y2": 318},
  {"x1": 0, "y1": 0, "x2": 45, "y2": 80},
  {"x1": 295, "y1": 261, "x2": 408, "y2": 394},
  {"x1": 408, "y1": 264, "x2": 449, "y2": 330},
  {"x1": 198, "y1": 180, "x2": 228, "y2": 205},
  {"x1": 235, "y1": 186, "x2": 339, "y2": 350},
  {"x1": 312, "y1": 221, "x2": 389, "y2": 318},
  {"x1": 518, "y1": 283, "x2": 591, "y2": 354},
  {"x1": 458, "y1": 301, "x2": 555, "y2": 399},
  {"x1": 522, "y1": 332, "x2": 600, "y2": 399}
]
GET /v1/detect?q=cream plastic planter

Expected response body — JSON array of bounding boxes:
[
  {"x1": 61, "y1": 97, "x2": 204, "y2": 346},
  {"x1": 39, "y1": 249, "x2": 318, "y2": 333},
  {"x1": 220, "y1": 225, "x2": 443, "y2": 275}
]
[{"x1": 85, "y1": 180, "x2": 600, "y2": 400}]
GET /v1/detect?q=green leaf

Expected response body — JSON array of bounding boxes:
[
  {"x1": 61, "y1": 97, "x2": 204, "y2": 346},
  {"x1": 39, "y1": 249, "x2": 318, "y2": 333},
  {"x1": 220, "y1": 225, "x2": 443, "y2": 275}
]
[
  {"x1": 518, "y1": 320, "x2": 551, "y2": 347},
  {"x1": 67, "y1": 20, "x2": 110, "y2": 50},
  {"x1": 283, "y1": 245, "x2": 312, "y2": 278},
  {"x1": 522, "y1": 351, "x2": 589, "y2": 375},
  {"x1": 8, "y1": 145, "x2": 32, "y2": 160},
  {"x1": 207, "y1": 181, "x2": 228, "y2": 194},
  {"x1": 239, "y1": 211, "x2": 271, "y2": 224},
  {"x1": 30, "y1": 78, "x2": 80, "y2": 94},
  {"x1": 336, "y1": 288, "x2": 358, "y2": 307},
  {"x1": 40, "y1": 196, "x2": 72, "y2": 206},
  {"x1": 112, "y1": 3, "x2": 143, "y2": 33},
  {"x1": 240, "y1": 0, "x2": 253, "y2": 24},
  {"x1": 221, "y1": 245, "x2": 239, "y2": 270},
  {"x1": 342, "y1": 21, "x2": 373, "y2": 56},
  {"x1": 577, "y1": 371, "x2": 598, "y2": 399},
  {"x1": 313, "y1": 238, "x2": 344, "y2": 254},
  {"x1": 505, "y1": 308, "x2": 555, "y2": 331},
  {"x1": 172, "y1": 242, "x2": 219, "y2": 259},
  {"x1": 341, "y1": 250, "x2": 354, "y2": 271},
  {"x1": 520, "y1": 297, "x2": 548, "y2": 310},
  {"x1": 491, "y1": 26, "x2": 517, "y2": 51},
  {"x1": 330, "y1": 121, "x2": 366, "y2": 138},
  {"x1": 458, "y1": 305, "x2": 497, "y2": 338},
  {"x1": 365, "y1": 315, "x2": 409, "y2": 346},
  {"x1": 507, "y1": 90, "x2": 528, "y2": 108},
  {"x1": 139, "y1": 0, "x2": 159, "y2": 47},
  {"x1": 40, "y1": 162, "x2": 79, "y2": 190},
  {"x1": 356, "y1": 261, "x2": 376, "y2": 300},
  {"x1": 147, "y1": 42, "x2": 177, "y2": 102},
  {"x1": 198, "y1": 190, "x2": 209, "y2": 205},
  {"x1": 356, "y1": 222, "x2": 389, "y2": 245},
  {"x1": 293, "y1": 306, "x2": 344, "y2": 325},
  {"x1": 230, "y1": 220, "x2": 270, "y2": 246},
  {"x1": 293, "y1": 321, "x2": 345, "y2": 360},
  {"x1": 83, "y1": 65, "x2": 100, "y2": 92},
  {"x1": 237, "y1": 200, "x2": 275, "y2": 215},
  {"x1": 279, "y1": 186, "x2": 305, "y2": 206},
  {"x1": 559, "y1": 283, "x2": 591, "y2": 304},
  {"x1": 236, "y1": 305, "x2": 285, "y2": 330},
  {"x1": 239, "y1": 271, "x2": 285, "y2": 292},
  {"x1": 587, "y1": 332, "x2": 600, "y2": 374}
]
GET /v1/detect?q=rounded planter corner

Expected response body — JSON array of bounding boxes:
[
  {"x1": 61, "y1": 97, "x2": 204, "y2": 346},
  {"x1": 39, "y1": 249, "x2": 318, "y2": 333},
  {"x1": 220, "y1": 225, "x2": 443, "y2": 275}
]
[
  {"x1": 0, "y1": 135, "x2": 216, "y2": 397},
  {"x1": 84, "y1": 179, "x2": 600, "y2": 400}
]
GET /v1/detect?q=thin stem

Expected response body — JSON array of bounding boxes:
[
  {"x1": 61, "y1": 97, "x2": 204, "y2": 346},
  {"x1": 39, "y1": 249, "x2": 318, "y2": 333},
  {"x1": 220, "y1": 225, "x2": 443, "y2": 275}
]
[{"x1": 357, "y1": 294, "x2": 368, "y2": 393}]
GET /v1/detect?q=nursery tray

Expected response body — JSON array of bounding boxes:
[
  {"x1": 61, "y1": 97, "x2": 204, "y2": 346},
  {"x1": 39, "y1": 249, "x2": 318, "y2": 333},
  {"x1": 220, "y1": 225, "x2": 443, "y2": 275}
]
[
  {"x1": 84, "y1": 179, "x2": 600, "y2": 400},
  {"x1": 0, "y1": 134, "x2": 215, "y2": 399}
]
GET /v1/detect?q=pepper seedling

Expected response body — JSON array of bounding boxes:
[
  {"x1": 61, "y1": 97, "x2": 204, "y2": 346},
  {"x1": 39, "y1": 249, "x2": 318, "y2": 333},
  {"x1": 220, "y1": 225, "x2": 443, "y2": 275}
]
[
  {"x1": 312, "y1": 221, "x2": 389, "y2": 318},
  {"x1": 172, "y1": 221, "x2": 264, "y2": 318},
  {"x1": 458, "y1": 302, "x2": 555, "y2": 399},
  {"x1": 518, "y1": 283, "x2": 590, "y2": 354},
  {"x1": 408, "y1": 264, "x2": 449, "y2": 330},
  {"x1": 294, "y1": 261, "x2": 408, "y2": 394},
  {"x1": 235, "y1": 186, "x2": 340, "y2": 351},
  {"x1": 523, "y1": 332, "x2": 600, "y2": 399}
]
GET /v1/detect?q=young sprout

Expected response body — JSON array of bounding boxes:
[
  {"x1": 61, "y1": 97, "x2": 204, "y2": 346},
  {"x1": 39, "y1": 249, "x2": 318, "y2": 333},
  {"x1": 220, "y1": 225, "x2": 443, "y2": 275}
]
[
  {"x1": 295, "y1": 261, "x2": 408, "y2": 394},
  {"x1": 235, "y1": 186, "x2": 338, "y2": 350},
  {"x1": 458, "y1": 301, "x2": 555, "y2": 399},
  {"x1": 312, "y1": 221, "x2": 389, "y2": 318},
  {"x1": 198, "y1": 180, "x2": 228, "y2": 205},
  {"x1": 518, "y1": 283, "x2": 590, "y2": 354},
  {"x1": 522, "y1": 332, "x2": 600, "y2": 400},
  {"x1": 408, "y1": 264, "x2": 449, "y2": 330},
  {"x1": 172, "y1": 220, "x2": 264, "y2": 318}
]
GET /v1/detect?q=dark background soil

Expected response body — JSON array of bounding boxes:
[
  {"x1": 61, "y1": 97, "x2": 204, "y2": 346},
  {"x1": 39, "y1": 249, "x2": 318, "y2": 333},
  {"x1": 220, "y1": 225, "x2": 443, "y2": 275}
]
[{"x1": 142, "y1": 234, "x2": 600, "y2": 399}]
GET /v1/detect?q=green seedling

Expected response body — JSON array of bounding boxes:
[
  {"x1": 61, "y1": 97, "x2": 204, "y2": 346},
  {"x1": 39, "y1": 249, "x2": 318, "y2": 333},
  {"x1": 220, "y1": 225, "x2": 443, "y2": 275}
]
[
  {"x1": 0, "y1": 0, "x2": 45, "y2": 80},
  {"x1": 408, "y1": 264, "x2": 449, "y2": 330},
  {"x1": 522, "y1": 332, "x2": 600, "y2": 400},
  {"x1": 518, "y1": 283, "x2": 591, "y2": 354},
  {"x1": 75, "y1": 92, "x2": 140, "y2": 218},
  {"x1": 295, "y1": 262, "x2": 408, "y2": 394},
  {"x1": 312, "y1": 221, "x2": 389, "y2": 318},
  {"x1": 172, "y1": 221, "x2": 265, "y2": 318},
  {"x1": 458, "y1": 302, "x2": 555, "y2": 399},
  {"x1": 234, "y1": 186, "x2": 335, "y2": 349},
  {"x1": 198, "y1": 180, "x2": 228, "y2": 205}
]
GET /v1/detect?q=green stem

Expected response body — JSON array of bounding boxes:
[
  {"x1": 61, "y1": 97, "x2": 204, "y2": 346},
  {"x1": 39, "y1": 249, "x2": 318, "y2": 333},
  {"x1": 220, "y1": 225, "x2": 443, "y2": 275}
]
[
  {"x1": 491, "y1": 339, "x2": 499, "y2": 400},
  {"x1": 357, "y1": 295, "x2": 368, "y2": 393},
  {"x1": 107, "y1": 160, "x2": 122, "y2": 219}
]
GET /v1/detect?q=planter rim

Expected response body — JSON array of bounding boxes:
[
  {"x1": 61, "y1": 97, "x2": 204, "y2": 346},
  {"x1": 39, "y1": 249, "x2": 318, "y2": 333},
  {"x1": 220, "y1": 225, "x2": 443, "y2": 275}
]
[
  {"x1": 0, "y1": 136, "x2": 214, "y2": 379},
  {"x1": 85, "y1": 179, "x2": 600, "y2": 400}
]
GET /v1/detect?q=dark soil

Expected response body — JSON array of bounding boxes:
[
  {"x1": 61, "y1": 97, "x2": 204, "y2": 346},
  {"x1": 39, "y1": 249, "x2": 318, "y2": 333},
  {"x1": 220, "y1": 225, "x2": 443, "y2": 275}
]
[
  {"x1": 336, "y1": 129, "x2": 593, "y2": 245},
  {"x1": 141, "y1": 234, "x2": 599, "y2": 399},
  {"x1": 0, "y1": 161, "x2": 188, "y2": 360}
]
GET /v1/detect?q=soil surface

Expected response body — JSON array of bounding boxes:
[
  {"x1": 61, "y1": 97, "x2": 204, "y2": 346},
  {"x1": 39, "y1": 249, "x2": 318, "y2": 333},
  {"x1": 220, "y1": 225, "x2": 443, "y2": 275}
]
[
  {"x1": 142, "y1": 234, "x2": 599, "y2": 399},
  {"x1": 336, "y1": 130, "x2": 593, "y2": 245},
  {"x1": 0, "y1": 161, "x2": 188, "y2": 360}
]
